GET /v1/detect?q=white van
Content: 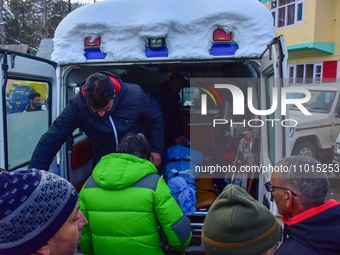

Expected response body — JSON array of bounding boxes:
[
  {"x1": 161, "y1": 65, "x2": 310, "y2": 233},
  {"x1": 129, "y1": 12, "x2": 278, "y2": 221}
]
[
  {"x1": 289, "y1": 84, "x2": 340, "y2": 159},
  {"x1": 0, "y1": 0, "x2": 290, "y2": 238}
]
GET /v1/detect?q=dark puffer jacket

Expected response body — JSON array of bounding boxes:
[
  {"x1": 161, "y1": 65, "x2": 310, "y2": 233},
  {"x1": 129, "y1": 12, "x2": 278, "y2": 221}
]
[
  {"x1": 275, "y1": 199, "x2": 340, "y2": 255},
  {"x1": 29, "y1": 71, "x2": 163, "y2": 170}
]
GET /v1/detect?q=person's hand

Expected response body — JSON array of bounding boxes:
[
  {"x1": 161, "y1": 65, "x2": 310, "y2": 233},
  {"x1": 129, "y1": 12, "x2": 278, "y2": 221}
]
[
  {"x1": 150, "y1": 152, "x2": 161, "y2": 167},
  {"x1": 174, "y1": 135, "x2": 186, "y2": 146}
]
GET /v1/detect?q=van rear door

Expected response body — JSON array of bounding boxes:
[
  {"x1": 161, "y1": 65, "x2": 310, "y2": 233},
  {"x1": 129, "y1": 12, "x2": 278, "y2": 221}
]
[
  {"x1": 0, "y1": 49, "x2": 57, "y2": 173},
  {"x1": 258, "y1": 35, "x2": 290, "y2": 213}
]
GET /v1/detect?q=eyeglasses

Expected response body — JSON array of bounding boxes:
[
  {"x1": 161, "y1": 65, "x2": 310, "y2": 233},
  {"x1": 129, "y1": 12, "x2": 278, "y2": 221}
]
[{"x1": 265, "y1": 181, "x2": 297, "y2": 197}]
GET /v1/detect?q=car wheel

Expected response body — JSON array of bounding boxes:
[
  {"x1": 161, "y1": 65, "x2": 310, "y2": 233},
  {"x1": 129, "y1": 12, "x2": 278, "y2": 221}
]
[{"x1": 293, "y1": 142, "x2": 316, "y2": 158}]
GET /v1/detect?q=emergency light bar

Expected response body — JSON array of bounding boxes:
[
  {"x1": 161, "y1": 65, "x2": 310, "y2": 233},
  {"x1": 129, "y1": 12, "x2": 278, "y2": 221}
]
[
  {"x1": 213, "y1": 28, "x2": 232, "y2": 42},
  {"x1": 148, "y1": 37, "x2": 166, "y2": 49},
  {"x1": 84, "y1": 36, "x2": 107, "y2": 60},
  {"x1": 210, "y1": 28, "x2": 238, "y2": 56},
  {"x1": 84, "y1": 37, "x2": 101, "y2": 47},
  {"x1": 145, "y1": 37, "x2": 168, "y2": 58}
]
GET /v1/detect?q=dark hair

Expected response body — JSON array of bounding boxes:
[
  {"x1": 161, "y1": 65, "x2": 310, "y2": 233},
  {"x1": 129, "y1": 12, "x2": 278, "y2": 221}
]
[
  {"x1": 29, "y1": 92, "x2": 40, "y2": 100},
  {"x1": 84, "y1": 73, "x2": 115, "y2": 108},
  {"x1": 169, "y1": 71, "x2": 185, "y2": 82},
  {"x1": 117, "y1": 133, "x2": 151, "y2": 159},
  {"x1": 275, "y1": 155, "x2": 329, "y2": 209}
]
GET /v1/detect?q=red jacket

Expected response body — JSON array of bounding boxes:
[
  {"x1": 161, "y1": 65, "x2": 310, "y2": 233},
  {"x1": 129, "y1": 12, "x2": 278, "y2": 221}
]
[{"x1": 275, "y1": 199, "x2": 340, "y2": 255}]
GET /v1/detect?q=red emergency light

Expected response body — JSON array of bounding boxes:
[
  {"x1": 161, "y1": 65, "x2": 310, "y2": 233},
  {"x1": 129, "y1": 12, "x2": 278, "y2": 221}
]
[
  {"x1": 213, "y1": 28, "x2": 232, "y2": 42},
  {"x1": 84, "y1": 37, "x2": 101, "y2": 47}
]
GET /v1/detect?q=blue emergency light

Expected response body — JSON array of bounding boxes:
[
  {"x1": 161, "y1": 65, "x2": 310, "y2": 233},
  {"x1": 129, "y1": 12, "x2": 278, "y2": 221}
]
[
  {"x1": 84, "y1": 49, "x2": 107, "y2": 60},
  {"x1": 210, "y1": 44, "x2": 239, "y2": 56},
  {"x1": 145, "y1": 47, "x2": 169, "y2": 58}
]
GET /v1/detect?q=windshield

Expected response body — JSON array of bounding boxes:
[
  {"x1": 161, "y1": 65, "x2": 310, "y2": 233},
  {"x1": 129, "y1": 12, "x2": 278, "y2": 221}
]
[
  {"x1": 289, "y1": 90, "x2": 336, "y2": 113},
  {"x1": 10, "y1": 90, "x2": 31, "y2": 101}
]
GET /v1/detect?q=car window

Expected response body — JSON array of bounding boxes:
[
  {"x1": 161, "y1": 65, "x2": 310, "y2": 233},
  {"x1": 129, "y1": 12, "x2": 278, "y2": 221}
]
[
  {"x1": 289, "y1": 90, "x2": 335, "y2": 113},
  {"x1": 4, "y1": 79, "x2": 50, "y2": 170}
]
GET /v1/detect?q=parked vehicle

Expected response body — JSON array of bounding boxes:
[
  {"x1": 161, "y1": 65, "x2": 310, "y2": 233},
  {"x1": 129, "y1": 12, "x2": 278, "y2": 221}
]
[
  {"x1": 7, "y1": 80, "x2": 48, "y2": 113},
  {"x1": 289, "y1": 84, "x2": 340, "y2": 159},
  {"x1": 332, "y1": 130, "x2": 340, "y2": 177}
]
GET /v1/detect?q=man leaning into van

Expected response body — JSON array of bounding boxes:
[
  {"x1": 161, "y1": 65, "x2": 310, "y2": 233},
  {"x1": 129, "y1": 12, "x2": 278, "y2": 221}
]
[{"x1": 28, "y1": 71, "x2": 164, "y2": 170}]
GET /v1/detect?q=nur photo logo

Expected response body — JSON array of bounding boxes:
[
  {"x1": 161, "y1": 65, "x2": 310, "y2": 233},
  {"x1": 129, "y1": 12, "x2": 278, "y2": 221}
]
[
  {"x1": 192, "y1": 78, "x2": 313, "y2": 128},
  {"x1": 197, "y1": 82, "x2": 222, "y2": 115}
]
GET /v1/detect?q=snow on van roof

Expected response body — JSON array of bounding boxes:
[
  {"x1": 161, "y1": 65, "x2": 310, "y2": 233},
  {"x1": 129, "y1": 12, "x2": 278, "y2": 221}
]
[{"x1": 52, "y1": 0, "x2": 275, "y2": 64}]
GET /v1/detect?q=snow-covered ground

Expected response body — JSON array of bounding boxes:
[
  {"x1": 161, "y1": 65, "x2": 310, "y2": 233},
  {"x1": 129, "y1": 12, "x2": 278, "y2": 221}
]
[{"x1": 52, "y1": 0, "x2": 275, "y2": 64}]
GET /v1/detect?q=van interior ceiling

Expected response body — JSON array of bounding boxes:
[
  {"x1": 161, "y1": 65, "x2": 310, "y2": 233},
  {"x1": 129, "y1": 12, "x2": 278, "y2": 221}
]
[{"x1": 66, "y1": 61, "x2": 261, "y2": 199}]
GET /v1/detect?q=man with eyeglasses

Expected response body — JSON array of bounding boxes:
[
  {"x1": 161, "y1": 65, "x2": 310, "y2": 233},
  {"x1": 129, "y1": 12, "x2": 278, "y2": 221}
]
[{"x1": 266, "y1": 155, "x2": 340, "y2": 255}]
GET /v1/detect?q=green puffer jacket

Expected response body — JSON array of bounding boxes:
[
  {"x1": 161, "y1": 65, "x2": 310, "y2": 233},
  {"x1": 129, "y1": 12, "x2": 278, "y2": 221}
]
[{"x1": 79, "y1": 153, "x2": 192, "y2": 255}]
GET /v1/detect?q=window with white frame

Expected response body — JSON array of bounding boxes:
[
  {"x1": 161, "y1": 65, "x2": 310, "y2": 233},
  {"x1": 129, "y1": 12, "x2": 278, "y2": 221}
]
[
  {"x1": 288, "y1": 63, "x2": 322, "y2": 85},
  {"x1": 270, "y1": 0, "x2": 304, "y2": 28}
]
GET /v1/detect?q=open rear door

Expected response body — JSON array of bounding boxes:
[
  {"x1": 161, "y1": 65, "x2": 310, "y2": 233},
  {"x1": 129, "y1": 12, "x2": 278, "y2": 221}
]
[
  {"x1": 258, "y1": 35, "x2": 290, "y2": 214},
  {"x1": 0, "y1": 49, "x2": 57, "y2": 174}
]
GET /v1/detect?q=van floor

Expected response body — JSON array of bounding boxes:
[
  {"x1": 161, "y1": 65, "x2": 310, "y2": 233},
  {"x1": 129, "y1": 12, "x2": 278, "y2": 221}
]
[
  {"x1": 76, "y1": 251, "x2": 205, "y2": 254},
  {"x1": 76, "y1": 248, "x2": 205, "y2": 254}
]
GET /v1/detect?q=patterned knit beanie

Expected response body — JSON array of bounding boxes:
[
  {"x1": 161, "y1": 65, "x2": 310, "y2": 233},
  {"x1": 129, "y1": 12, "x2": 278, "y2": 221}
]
[
  {"x1": 202, "y1": 184, "x2": 282, "y2": 255},
  {"x1": 0, "y1": 169, "x2": 78, "y2": 255}
]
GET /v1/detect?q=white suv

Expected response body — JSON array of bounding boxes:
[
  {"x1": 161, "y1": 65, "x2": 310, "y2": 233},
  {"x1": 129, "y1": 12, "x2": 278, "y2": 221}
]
[
  {"x1": 333, "y1": 137, "x2": 340, "y2": 176},
  {"x1": 289, "y1": 83, "x2": 340, "y2": 159}
]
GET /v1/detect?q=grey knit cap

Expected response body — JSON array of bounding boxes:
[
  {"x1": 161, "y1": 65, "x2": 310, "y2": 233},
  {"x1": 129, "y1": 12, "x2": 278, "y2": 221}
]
[
  {"x1": 202, "y1": 184, "x2": 282, "y2": 255},
  {"x1": 0, "y1": 169, "x2": 78, "y2": 255}
]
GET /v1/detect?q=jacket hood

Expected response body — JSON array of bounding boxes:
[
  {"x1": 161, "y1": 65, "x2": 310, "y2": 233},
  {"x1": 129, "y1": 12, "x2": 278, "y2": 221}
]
[
  {"x1": 282, "y1": 199, "x2": 340, "y2": 254},
  {"x1": 92, "y1": 153, "x2": 157, "y2": 190}
]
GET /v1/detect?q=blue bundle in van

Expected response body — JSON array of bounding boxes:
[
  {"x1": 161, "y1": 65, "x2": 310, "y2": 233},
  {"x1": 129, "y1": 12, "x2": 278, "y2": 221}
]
[{"x1": 163, "y1": 145, "x2": 204, "y2": 215}]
